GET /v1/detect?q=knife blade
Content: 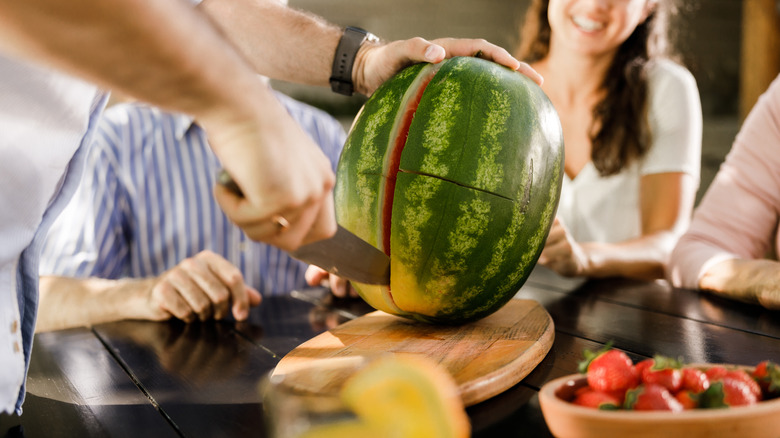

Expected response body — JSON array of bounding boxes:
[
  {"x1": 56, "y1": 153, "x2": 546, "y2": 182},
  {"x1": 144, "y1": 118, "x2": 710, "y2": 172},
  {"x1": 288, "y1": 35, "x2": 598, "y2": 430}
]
[{"x1": 216, "y1": 170, "x2": 390, "y2": 285}]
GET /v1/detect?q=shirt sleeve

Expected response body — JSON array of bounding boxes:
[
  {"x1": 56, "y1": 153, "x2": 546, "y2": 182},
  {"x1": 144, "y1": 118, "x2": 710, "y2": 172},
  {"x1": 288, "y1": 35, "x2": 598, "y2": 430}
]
[
  {"x1": 669, "y1": 74, "x2": 780, "y2": 289},
  {"x1": 39, "y1": 115, "x2": 132, "y2": 279},
  {"x1": 641, "y1": 60, "x2": 702, "y2": 180}
]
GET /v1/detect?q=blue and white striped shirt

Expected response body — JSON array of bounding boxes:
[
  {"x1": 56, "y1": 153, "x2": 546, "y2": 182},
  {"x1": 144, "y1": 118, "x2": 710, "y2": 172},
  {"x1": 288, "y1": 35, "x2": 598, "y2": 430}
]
[{"x1": 40, "y1": 91, "x2": 346, "y2": 296}]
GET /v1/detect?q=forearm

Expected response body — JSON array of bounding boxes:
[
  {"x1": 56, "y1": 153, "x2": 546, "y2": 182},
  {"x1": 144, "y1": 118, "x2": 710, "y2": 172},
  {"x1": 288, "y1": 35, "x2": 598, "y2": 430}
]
[
  {"x1": 699, "y1": 259, "x2": 780, "y2": 308},
  {"x1": 37, "y1": 276, "x2": 157, "y2": 333},
  {"x1": 200, "y1": 0, "x2": 340, "y2": 87},
  {"x1": 581, "y1": 231, "x2": 679, "y2": 280},
  {"x1": 0, "y1": 0, "x2": 270, "y2": 127}
]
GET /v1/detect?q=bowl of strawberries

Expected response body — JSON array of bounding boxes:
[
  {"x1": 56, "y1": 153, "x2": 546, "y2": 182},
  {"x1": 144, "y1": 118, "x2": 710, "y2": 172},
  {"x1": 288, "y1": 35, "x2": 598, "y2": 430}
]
[{"x1": 538, "y1": 346, "x2": 780, "y2": 438}]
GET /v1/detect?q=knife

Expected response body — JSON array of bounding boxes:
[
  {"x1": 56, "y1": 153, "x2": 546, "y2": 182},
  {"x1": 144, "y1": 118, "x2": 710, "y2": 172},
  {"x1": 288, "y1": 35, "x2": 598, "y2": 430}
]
[{"x1": 216, "y1": 170, "x2": 390, "y2": 285}]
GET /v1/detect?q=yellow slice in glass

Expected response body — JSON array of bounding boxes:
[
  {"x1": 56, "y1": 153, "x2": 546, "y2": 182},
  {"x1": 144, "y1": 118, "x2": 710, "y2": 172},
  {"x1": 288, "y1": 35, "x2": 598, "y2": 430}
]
[{"x1": 340, "y1": 355, "x2": 470, "y2": 438}]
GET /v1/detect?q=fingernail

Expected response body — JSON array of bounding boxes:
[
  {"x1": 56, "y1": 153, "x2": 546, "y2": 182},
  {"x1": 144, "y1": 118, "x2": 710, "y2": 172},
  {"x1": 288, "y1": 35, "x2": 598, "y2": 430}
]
[{"x1": 424, "y1": 45, "x2": 444, "y2": 62}]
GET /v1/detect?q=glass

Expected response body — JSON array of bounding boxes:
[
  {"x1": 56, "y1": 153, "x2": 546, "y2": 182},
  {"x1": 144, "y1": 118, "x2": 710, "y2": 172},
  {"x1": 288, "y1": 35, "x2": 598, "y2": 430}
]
[{"x1": 259, "y1": 357, "x2": 369, "y2": 438}]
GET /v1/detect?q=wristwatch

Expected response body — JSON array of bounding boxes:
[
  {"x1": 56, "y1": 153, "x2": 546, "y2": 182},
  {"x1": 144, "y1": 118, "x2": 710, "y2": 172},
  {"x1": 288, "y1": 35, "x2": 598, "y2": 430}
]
[{"x1": 330, "y1": 26, "x2": 379, "y2": 96}]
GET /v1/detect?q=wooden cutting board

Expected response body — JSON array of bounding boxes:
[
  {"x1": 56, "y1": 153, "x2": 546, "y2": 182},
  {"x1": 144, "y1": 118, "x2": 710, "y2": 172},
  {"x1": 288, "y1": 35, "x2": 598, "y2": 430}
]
[{"x1": 271, "y1": 298, "x2": 554, "y2": 406}]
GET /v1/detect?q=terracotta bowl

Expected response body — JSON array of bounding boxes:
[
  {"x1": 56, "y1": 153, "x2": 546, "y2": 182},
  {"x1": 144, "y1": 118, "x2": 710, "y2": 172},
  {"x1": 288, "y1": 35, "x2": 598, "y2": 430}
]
[{"x1": 538, "y1": 365, "x2": 780, "y2": 438}]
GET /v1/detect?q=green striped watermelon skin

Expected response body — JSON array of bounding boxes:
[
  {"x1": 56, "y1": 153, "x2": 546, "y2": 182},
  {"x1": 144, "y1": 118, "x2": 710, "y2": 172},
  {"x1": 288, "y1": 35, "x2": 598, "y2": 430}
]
[
  {"x1": 334, "y1": 62, "x2": 430, "y2": 250},
  {"x1": 335, "y1": 57, "x2": 563, "y2": 324}
]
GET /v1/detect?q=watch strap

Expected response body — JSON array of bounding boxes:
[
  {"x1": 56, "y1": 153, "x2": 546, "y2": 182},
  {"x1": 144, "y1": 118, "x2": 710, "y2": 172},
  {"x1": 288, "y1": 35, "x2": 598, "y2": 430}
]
[{"x1": 330, "y1": 26, "x2": 375, "y2": 96}]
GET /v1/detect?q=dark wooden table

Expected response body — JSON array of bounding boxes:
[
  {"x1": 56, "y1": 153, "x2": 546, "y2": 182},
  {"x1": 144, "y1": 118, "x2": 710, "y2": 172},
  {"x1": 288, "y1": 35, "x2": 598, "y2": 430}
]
[{"x1": 2, "y1": 267, "x2": 779, "y2": 437}]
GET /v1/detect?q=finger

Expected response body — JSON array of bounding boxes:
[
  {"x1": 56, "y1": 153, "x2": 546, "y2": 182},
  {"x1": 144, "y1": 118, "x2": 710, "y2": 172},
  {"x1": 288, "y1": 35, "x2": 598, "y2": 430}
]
[
  {"x1": 268, "y1": 203, "x2": 321, "y2": 251},
  {"x1": 152, "y1": 281, "x2": 197, "y2": 323},
  {"x1": 264, "y1": 189, "x2": 337, "y2": 253},
  {"x1": 199, "y1": 252, "x2": 251, "y2": 320},
  {"x1": 181, "y1": 254, "x2": 233, "y2": 320},
  {"x1": 165, "y1": 266, "x2": 214, "y2": 321},
  {"x1": 213, "y1": 178, "x2": 312, "y2": 250},
  {"x1": 544, "y1": 224, "x2": 566, "y2": 246},
  {"x1": 430, "y1": 37, "x2": 522, "y2": 70},
  {"x1": 141, "y1": 281, "x2": 174, "y2": 321},
  {"x1": 305, "y1": 265, "x2": 330, "y2": 286},
  {"x1": 199, "y1": 251, "x2": 254, "y2": 321},
  {"x1": 214, "y1": 185, "x2": 302, "y2": 246},
  {"x1": 547, "y1": 238, "x2": 573, "y2": 260},
  {"x1": 229, "y1": 285, "x2": 252, "y2": 321},
  {"x1": 516, "y1": 62, "x2": 544, "y2": 86},
  {"x1": 214, "y1": 139, "x2": 337, "y2": 252},
  {"x1": 217, "y1": 181, "x2": 336, "y2": 253},
  {"x1": 539, "y1": 248, "x2": 572, "y2": 276},
  {"x1": 538, "y1": 247, "x2": 552, "y2": 266},
  {"x1": 144, "y1": 304, "x2": 173, "y2": 322},
  {"x1": 758, "y1": 289, "x2": 780, "y2": 311},
  {"x1": 423, "y1": 42, "x2": 446, "y2": 63},
  {"x1": 329, "y1": 274, "x2": 350, "y2": 298},
  {"x1": 380, "y1": 37, "x2": 444, "y2": 65},
  {"x1": 247, "y1": 286, "x2": 262, "y2": 308},
  {"x1": 539, "y1": 238, "x2": 571, "y2": 268}
]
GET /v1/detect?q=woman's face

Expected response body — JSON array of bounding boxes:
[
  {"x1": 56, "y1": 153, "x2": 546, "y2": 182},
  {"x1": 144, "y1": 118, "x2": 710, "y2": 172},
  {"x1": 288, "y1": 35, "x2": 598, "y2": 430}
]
[{"x1": 547, "y1": 0, "x2": 656, "y2": 58}]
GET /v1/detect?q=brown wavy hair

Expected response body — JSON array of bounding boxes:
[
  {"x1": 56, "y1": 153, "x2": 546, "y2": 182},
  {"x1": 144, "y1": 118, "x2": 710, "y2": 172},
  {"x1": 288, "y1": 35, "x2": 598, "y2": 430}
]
[{"x1": 516, "y1": 0, "x2": 679, "y2": 176}]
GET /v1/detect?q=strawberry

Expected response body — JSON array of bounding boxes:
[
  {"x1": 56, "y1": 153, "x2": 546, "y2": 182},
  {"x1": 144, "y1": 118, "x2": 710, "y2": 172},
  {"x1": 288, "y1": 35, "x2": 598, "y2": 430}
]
[
  {"x1": 705, "y1": 365, "x2": 729, "y2": 382},
  {"x1": 700, "y1": 377, "x2": 759, "y2": 408},
  {"x1": 674, "y1": 389, "x2": 701, "y2": 409},
  {"x1": 751, "y1": 360, "x2": 780, "y2": 397},
  {"x1": 634, "y1": 358, "x2": 653, "y2": 377},
  {"x1": 724, "y1": 369, "x2": 762, "y2": 401},
  {"x1": 680, "y1": 367, "x2": 710, "y2": 393},
  {"x1": 578, "y1": 346, "x2": 639, "y2": 393},
  {"x1": 624, "y1": 384, "x2": 684, "y2": 411},
  {"x1": 640, "y1": 355, "x2": 683, "y2": 392},
  {"x1": 572, "y1": 386, "x2": 621, "y2": 410}
]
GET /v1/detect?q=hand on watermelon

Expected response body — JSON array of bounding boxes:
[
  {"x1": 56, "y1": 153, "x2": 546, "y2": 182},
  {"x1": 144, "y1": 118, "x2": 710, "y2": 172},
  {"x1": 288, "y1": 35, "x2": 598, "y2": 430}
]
[{"x1": 353, "y1": 37, "x2": 542, "y2": 96}]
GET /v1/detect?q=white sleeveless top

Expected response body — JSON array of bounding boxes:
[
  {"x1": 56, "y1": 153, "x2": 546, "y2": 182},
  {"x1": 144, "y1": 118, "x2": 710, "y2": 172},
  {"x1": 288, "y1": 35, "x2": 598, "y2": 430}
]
[{"x1": 556, "y1": 59, "x2": 702, "y2": 244}]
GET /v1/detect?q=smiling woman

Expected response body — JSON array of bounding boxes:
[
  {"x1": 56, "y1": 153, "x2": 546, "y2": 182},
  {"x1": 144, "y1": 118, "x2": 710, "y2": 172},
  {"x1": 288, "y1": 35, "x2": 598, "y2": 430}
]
[{"x1": 513, "y1": 0, "x2": 703, "y2": 282}]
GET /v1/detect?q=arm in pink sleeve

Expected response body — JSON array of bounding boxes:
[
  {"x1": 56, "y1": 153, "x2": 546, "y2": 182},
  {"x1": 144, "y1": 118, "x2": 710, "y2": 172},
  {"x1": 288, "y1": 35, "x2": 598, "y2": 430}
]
[{"x1": 669, "y1": 75, "x2": 780, "y2": 289}]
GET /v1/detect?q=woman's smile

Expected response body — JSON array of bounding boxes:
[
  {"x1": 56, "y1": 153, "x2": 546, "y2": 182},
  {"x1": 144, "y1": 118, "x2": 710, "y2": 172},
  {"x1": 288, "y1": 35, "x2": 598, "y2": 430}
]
[{"x1": 572, "y1": 15, "x2": 605, "y2": 33}]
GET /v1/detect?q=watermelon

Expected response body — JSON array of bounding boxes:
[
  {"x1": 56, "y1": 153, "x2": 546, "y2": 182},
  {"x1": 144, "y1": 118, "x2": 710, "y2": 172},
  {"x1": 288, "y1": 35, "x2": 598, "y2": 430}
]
[{"x1": 334, "y1": 56, "x2": 563, "y2": 324}]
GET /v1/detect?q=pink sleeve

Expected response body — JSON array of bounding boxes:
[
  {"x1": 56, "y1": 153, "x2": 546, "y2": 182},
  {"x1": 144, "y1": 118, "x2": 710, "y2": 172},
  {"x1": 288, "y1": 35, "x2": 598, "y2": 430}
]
[{"x1": 669, "y1": 75, "x2": 780, "y2": 289}]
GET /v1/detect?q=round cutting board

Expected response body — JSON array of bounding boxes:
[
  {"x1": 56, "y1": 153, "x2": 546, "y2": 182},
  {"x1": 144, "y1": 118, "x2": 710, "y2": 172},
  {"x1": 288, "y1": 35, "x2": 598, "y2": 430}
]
[{"x1": 271, "y1": 298, "x2": 554, "y2": 406}]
